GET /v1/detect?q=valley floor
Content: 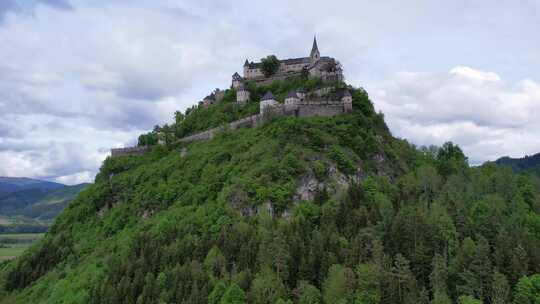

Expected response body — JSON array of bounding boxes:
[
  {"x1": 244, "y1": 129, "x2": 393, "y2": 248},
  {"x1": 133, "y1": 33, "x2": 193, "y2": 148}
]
[{"x1": 0, "y1": 233, "x2": 44, "y2": 261}]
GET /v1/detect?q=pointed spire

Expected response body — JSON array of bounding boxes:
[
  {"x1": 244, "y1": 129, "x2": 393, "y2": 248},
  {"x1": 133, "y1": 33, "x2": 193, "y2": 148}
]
[
  {"x1": 244, "y1": 59, "x2": 249, "y2": 66},
  {"x1": 310, "y1": 35, "x2": 320, "y2": 60},
  {"x1": 311, "y1": 36, "x2": 319, "y2": 53}
]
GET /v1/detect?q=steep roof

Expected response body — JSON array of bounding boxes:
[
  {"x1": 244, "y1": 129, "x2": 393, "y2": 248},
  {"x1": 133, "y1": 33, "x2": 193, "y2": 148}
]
[
  {"x1": 338, "y1": 90, "x2": 351, "y2": 99},
  {"x1": 244, "y1": 59, "x2": 249, "y2": 66},
  {"x1": 281, "y1": 57, "x2": 311, "y2": 65},
  {"x1": 232, "y1": 72, "x2": 242, "y2": 80},
  {"x1": 261, "y1": 91, "x2": 275, "y2": 101},
  {"x1": 286, "y1": 91, "x2": 299, "y2": 99}
]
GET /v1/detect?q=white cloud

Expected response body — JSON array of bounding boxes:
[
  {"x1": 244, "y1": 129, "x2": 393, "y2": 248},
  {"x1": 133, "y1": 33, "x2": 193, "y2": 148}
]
[
  {"x1": 450, "y1": 66, "x2": 501, "y2": 82},
  {"x1": 369, "y1": 66, "x2": 540, "y2": 164}
]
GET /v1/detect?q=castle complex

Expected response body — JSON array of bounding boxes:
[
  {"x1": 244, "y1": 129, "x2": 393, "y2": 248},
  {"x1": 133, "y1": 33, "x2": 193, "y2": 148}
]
[
  {"x1": 113, "y1": 37, "x2": 353, "y2": 157},
  {"x1": 232, "y1": 36, "x2": 343, "y2": 89}
]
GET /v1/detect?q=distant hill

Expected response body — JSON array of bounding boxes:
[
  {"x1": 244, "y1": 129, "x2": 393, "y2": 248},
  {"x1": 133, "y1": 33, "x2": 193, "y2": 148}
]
[
  {"x1": 0, "y1": 177, "x2": 89, "y2": 233},
  {"x1": 494, "y1": 152, "x2": 540, "y2": 175},
  {"x1": 0, "y1": 177, "x2": 64, "y2": 197}
]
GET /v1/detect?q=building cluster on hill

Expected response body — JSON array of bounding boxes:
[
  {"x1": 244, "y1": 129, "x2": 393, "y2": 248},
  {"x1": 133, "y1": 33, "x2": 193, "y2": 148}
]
[
  {"x1": 234, "y1": 36, "x2": 343, "y2": 85},
  {"x1": 198, "y1": 88, "x2": 225, "y2": 108},
  {"x1": 112, "y1": 37, "x2": 353, "y2": 157}
]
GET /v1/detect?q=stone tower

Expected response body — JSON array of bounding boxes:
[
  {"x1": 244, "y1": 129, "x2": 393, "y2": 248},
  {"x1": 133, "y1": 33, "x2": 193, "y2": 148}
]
[
  {"x1": 236, "y1": 83, "x2": 250, "y2": 106},
  {"x1": 341, "y1": 90, "x2": 353, "y2": 113},
  {"x1": 310, "y1": 36, "x2": 320, "y2": 63},
  {"x1": 260, "y1": 91, "x2": 278, "y2": 114},
  {"x1": 232, "y1": 72, "x2": 242, "y2": 89}
]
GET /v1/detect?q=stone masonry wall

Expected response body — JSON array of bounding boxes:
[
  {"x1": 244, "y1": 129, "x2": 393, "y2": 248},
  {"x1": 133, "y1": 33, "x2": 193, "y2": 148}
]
[
  {"x1": 111, "y1": 101, "x2": 351, "y2": 157},
  {"x1": 178, "y1": 114, "x2": 262, "y2": 143},
  {"x1": 179, "y1": 102, "x2": 349, "y2": 144},
  {"x1": 297, "y1": 104, "x2": 345, "y2": 117},
  {"x1": 111, "y1": 146, "x2": 149, "y2": 157}
]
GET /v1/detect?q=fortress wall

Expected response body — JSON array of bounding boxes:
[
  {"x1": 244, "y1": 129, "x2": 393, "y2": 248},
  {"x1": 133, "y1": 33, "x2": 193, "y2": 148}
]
[
  {"x1": 248, "y1": 72, "x2": 303, "y2": 85},
  {"x1": 111, "y1": 146, "x2": 149, "y2": 157},
  {"x1": 179, "y1": 128, "x2": 218, "y2": 143},
  {"x1": 180, "y1": 114, "x2": 263, "y2": 144},
  {"x1": 113, "y1": 102, "x2": 350, "y2": 157},
  {"x1": 180, "y1": 102, "x2": 346, "y2": 144},
  {"x1": 229, "y1": 114, "x2": 262, "y2": 129},
  {"x1": 297, "y1": 104, "x2": 344, "y2": 117}
]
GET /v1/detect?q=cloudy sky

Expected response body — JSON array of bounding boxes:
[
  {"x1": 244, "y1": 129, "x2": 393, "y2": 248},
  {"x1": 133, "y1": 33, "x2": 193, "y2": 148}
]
[{"x1": 0, "y1": 0, "x2": 539, "y2": 184}]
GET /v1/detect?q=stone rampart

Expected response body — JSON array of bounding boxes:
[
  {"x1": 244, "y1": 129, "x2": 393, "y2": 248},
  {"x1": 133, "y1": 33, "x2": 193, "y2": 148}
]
[
  {"x1": 111, "y1": 146, "x2": 149, "y2": 157},
  {"x1": 111, "y1": 100, "x2": 352, "y2": 157},
  {"x1": 178, "y1": 101, "x2": 350, "y2": 144},
  {"x1": 178, "y1": 114, "x2": 263, "y2": 143},
  {"x1": 297, "y1": 104, "x2": 345, "y2": 117},
  {"x1": 248, "y1": 72, "x2": 303, "y2": 86}
]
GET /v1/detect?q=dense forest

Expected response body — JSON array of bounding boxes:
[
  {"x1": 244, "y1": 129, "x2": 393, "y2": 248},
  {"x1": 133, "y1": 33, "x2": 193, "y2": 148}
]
[{"x1": 1, "y1": 78, "x2": 539, "y2": 304}]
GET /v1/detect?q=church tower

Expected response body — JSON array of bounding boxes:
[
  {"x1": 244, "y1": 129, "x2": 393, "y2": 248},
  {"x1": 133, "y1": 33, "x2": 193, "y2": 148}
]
[{"x1": 310, "y1": 36, "x2": 320, "y2": 63}]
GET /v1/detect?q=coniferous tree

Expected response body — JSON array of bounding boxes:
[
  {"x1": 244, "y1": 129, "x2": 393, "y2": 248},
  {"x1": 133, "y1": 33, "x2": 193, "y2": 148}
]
[{"x1": 490, "y1": 271, "x2": 509, "y2": 304}]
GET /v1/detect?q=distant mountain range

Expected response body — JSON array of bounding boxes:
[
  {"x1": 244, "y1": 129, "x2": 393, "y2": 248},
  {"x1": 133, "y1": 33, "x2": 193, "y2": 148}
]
[
  {"x1": 494, "y1": 152, "x2": 540, "y2": 175},
  {"x1": 0, "y1": 177, "x2": 89, "y2": 233}
]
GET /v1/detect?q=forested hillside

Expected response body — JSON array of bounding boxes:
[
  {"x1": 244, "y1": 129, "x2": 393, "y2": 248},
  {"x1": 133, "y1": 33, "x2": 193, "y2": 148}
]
[
  {"x1": 1, "y1": 79, "x2": 539, "y2": 304},
  {"x1": 495, "y1": 153, "x2": 540, "y2": 177}
]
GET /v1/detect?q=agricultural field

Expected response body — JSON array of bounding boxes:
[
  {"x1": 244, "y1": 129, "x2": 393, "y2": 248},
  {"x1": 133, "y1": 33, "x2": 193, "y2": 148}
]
[{"x1": 0, "y1": 233, "x2": 44, "y2": 261}]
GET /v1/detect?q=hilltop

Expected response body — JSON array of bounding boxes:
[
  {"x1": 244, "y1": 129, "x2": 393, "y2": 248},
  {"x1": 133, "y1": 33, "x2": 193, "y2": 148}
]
[
  {"x1": 1, "y1": 73, "x2": 539, "y2": 303},
  {"x1": 0, "y1": 177, "x2": 64, "y2": 196},
  {"x1": 494, "y1": 153, "x2": 540, "y2": 176}
]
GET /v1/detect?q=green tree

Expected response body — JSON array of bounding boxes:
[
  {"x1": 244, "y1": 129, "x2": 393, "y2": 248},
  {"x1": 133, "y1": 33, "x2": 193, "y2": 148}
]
[
  {"x1": 249, "y1": 268, "x2": 286, "y2": 304},
  {"x1": 510, "y1": 244, "x2": 529, "y2": 284},
  {"x1": 490, "y1": 271, "x2": 509, "y2": 304},
  {"x1": 513, "y1": 274, "x2": 540, "y2": 304},
  {"x1": 323, "y1": 264, "x2": 353, "y2": 304},
  {"x1": 209, "y1": 282, "x2": 227, "y2": 304},
  {"x1": 436, "y1": 142, "x2": 468, "y2": 177},
  {"x1": 430, "y1": 254, "x2": 451, "y2": 304},
  {"x1": 298, "y1": 281, "x2": 322, "y2": 304},
  {"x1": 354, "y1": 263, "x2": 380, "y2": 304},
  {"x1": 175, "y1": 110, "x2": 185, "y2": 124},
  {"x1": 457, "y1": 295, "x2": 482, "y2": 304},
  {"x1": 391, "y1": 254, "x2": 418, "y2": 304},
  {"x1": 261, "y1": 55, "x2": 280, "y2": 77},
  {"x1": 220, "y1": 283, "x2": 246, "y2": 304},
  {"x1": 204, "y1": 246, "x2": 227, "y2": 280}
]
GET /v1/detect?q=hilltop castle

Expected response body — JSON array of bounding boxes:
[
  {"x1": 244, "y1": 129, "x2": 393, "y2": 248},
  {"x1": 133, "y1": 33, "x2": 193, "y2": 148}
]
[
  {"x1": 231, "y1": 36, "x2": 343, "y2": 89},
  {"x1": 113, "y1": 37, "x2": 354, "y2": 157}
]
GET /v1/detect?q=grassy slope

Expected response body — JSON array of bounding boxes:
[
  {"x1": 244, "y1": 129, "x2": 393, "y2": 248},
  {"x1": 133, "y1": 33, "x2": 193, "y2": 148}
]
[{"x1": 0, "y1": 88, "x2": 405, "y2": 303}]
